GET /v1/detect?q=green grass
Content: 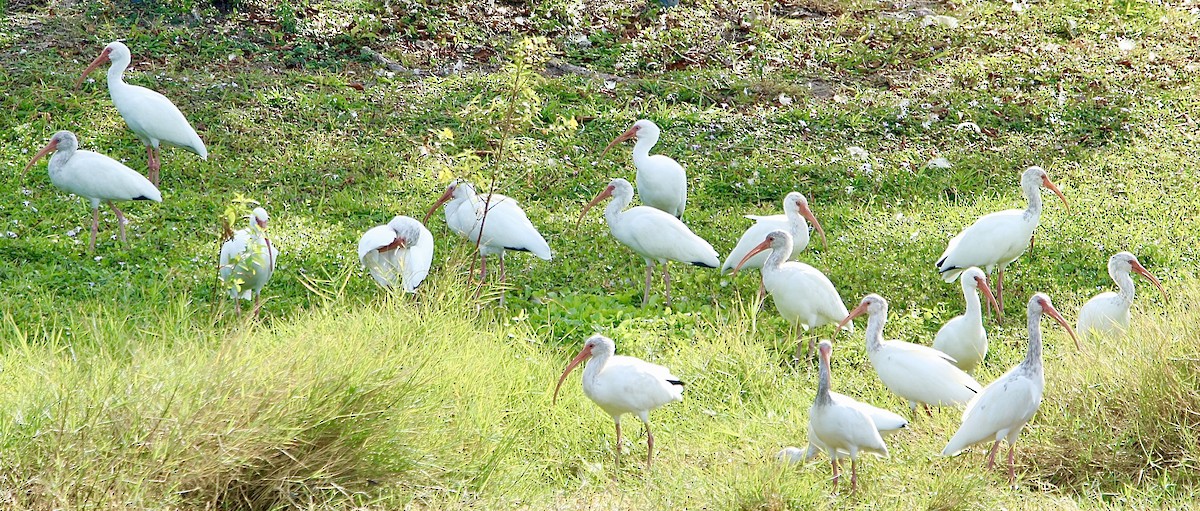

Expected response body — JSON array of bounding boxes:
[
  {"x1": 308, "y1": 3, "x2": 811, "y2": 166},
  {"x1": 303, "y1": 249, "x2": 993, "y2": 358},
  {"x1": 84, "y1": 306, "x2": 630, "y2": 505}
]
[{"x1": 1, "y1": 0, "x2": 1199, "y2": 508}]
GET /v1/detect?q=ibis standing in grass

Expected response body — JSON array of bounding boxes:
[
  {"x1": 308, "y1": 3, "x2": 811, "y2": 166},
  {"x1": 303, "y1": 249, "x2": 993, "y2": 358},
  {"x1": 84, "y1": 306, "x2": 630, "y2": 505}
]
[
  {"x1": 601, "y1": 119, "x2": 687, "y2": 219},
  {"x1": 358, "y1": 216, "x2": 434, "y2": 293},
  {"x1": 553, "y1": 334, "x2": 684, "y2": 467},
  {"x1": 731, "y1": 230, "x2": 848, "y2": 359},
  {"x1": 579, "y1": 178, "x2": 719, "y2": 307},
  {"x1": 936, "y1": 166, "x2": 1069, "y2": 314},
  {"x1": 76, "y1": 41, "x2": 208, "y2": 186},
  {"x1": 424, "y1": 180, "x2": 551, "y2": 295},
  {"x1": 1076, "y1": 252, "x2": 1167, "y2": 341},
  {"x1": 942, "y1": 293, "x2": 1079, "y2": 484},
  {"x1": 807, "y1": 340, "x2": 890, "y2": 492},
  {"x1": 932, "y1": 267, "x2": 1002, "y2": 373},
  {"x1": 23, "y1": 130, "x2": 162, "y2": 252},
  {"x1": 722, "y1": 192, "x2": 827, "y2": 302},
  {"x1": 784, "y1": 392, "x2": 907, "y2": 465},
  {"x1": 838, "y1": 294, "x2": 982, "y2": 412},
  {"x1": 219, "y1": 207, "x2": 275, "y2": 316}
]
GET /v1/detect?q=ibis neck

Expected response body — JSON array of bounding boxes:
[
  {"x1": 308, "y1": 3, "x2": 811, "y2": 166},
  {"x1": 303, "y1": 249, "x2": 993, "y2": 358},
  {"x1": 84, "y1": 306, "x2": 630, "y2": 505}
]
[
  {"x1": 865, "y1": 312, "x2": 886, "y2": 352},
  {"x1": 763, "y1": 239, "x2": 793, "y2": 271},
  {"x1": 1022, "y1": 313, "x2": 1044, "y2": 372},
  {"x1": 814, "y1": 357, "x2": 834, "y2": 406},
  {"x1": 962, "y1": 284, "x2": 982, "y2": 323},
  {"x1": 106, "y1": 56, "x2": 130, "y2": 87},
  {"x1": 1023, "y1": 183, "x2": 1043, "y2": 220},
  {"x1": 631, "y1": 134, "x2": 658, "y2": 163},
  {"x1": 581, "y1": 348, "x2": 612, "y2": 386},
  {"x1": 48, "y1": 147, "x2": 74, "y2": 175},
  {"x1": 1112, "y1": 270, "x2": 1136, "y2": 305},
  {"x1": 604, "y1": 191, "x2": 632, "y2": 226}
]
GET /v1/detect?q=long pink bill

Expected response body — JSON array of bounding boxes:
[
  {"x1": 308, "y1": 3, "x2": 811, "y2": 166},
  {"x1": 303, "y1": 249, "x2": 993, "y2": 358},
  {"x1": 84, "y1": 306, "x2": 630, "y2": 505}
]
[
  {"x1": 552, "y1": 345, "x2": 594, "y2": 405},
  {"x1": 74, "y1": 48, "x2": 111, "y2": 90}
]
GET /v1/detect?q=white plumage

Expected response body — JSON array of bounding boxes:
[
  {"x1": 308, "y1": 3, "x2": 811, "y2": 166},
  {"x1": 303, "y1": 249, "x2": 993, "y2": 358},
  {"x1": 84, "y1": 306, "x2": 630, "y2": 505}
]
[
  {"x1": 23, "y1": 130, "x2": 162, "y2": 252},
  {"x1": 936, "y1": 166, "x2": 1068, "y2": 313},
  {"x1": 219, "y1": 207, "x2": 275, "y2": 316},
  {"x1": 553, "y1": 334, "x2": 684, "y2": 467},
  {"x1": 932, "y1": 267, "x2": 1001, "y2": 373},
  {"x1": 358, "y1": 216, "x2": 434, "y2": 293},
  {"x1": 602, "y1": 119, "x2": 687, "y2": 218},
  {"x1": 807, "y1": 341, "x2": 889, "y2": 491},
  {"x1": 424, "y1": 180, "x2": 551, "y2": 296},
  {"x1": 839, "y1": 294, "x2": 982, "y2": 411},
  {"x1": 731, "y1": 229, "x2": 849, "y2": 359},
  {"x1": 721, "y1": 191, "x2": 826, "y2": 274},
  {"x1": 794, "y1": 391, "x2": 908, "y2": 463},
  {"x1": 1076, "y1": 252, "x2": 1166, "y2": 341},
  {"x1": 579, "y1": 178, "x2": 719, "y2": 307},
  {"x1": 942, "y1": 293, "x2": 1079, "y2": 483},
  {"x1": 77, "y1": 41, "x2": 207, "y2": 186}
]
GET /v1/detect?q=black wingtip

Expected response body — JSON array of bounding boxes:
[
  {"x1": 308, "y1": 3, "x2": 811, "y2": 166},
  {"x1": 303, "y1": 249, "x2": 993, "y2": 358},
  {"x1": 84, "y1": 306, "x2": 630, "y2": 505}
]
[
  {"x1": 134, "y1": 195, "x2": 154, "y2": 201},
  {"x1": 667, "y1": 379, "x2": 684, "y2": 387},
  {"x1": 691, "y1": 261, "x2": 717, "y2": 268}
]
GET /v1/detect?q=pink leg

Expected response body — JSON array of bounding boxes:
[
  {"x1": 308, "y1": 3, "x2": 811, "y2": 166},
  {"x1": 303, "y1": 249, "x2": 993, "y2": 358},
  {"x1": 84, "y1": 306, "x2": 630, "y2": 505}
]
[
  {"x1": 985, "y1": 439, "x2": 1001, "y2": 470},
  {"x1": 107, "y1": 201, "x2": 128, "y2": 244},
  {"x1": 850, "y1": 457, "x2": 859, "y2": 492},
  {"x1": 1007, "y1": 443, "x2": 1017, "y2": 484},
  {"x1": 614, "y1": 421, "x2": 623, "y2": 467},
  {"x1": 645, "y1": 423, "x2": 655, "y2": 467},
  {"x1": 89, "y1": 207, "x2": 100, "y2": 252},
  {"x1": 145, "y1": 146, "x2": 160, "y2": 187},
  {"x1": 661, "y1": 262, "x2": 672, "y2": 308},
  {"x1": 831, "y1": 458, "x2": 840, "y2": 490},
  {"x1": 642, "y1": 263, "x2": 654, "y2": 307},
  {"x1": 498, "y1": 256, "x2": 507, "y2": 306}
]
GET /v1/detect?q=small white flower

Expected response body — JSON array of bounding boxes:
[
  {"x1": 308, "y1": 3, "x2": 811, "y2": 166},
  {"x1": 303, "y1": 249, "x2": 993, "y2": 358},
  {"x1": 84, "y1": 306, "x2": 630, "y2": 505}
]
[{"x1": 847, "y1": 146, "x2": 870, "y2": 160}]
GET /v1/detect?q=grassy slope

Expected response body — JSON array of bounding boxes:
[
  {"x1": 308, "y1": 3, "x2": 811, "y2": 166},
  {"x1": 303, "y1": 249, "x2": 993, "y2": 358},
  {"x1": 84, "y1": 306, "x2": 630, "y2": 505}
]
[{"x1": 1, "y1": 0, "x2": 1199, "y2": 508}]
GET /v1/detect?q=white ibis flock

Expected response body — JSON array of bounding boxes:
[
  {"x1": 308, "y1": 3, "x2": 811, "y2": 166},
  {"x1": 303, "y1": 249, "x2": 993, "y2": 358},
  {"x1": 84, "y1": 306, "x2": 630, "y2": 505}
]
[{"x1": 16, "y1": 41, "x2": 1172, "y2": 494}]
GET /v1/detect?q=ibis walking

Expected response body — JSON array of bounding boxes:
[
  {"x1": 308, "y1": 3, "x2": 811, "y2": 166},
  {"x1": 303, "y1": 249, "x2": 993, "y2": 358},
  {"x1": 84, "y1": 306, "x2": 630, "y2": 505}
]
[
  {"x1": 732, "y1": 230, "x2": 848, "y2": 359},
  {"x1": 579, "y1": 178, "x2": 719, "y2": 307},
  {"x1": 942, "y1": 293, "x2": 1079, "y2": 483},
  {"x1": 936, "y1": 166, "x2": 1068, "y2": 314},
  {"x1": 23, "y1": 130, "x2": 162, "y2": 251},
  {"x1": 76, "y1": 41, "x2": 208, "y2": 186},
  {"x1": 838, "y1": 294, "x2": 982, "y2": 411},
  {"x1": 553, "y1": 334, "x2": 684, "y2": 467}
]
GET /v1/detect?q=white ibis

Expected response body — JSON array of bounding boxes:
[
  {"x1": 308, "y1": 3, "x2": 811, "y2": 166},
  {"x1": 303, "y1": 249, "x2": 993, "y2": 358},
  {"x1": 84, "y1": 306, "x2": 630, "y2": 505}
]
[
  {"x1": 942, "y1": 293, "x2": 1079, "y2": 483},
  {"x1": 76, "y1": 41, "x2": 207, "y2": 186},
  {"x1": 358, "y1": 216, "x2": 434, "y2": 293},
  {"x1": 219, "y1": 207, "x2": 275, "y2": 316},
  {"x1": 932, "y1": 267, "x2": 1002, "y2": 374},
  {"x1": 579, "y1": 178, "x2": 719, "y2": 307},
  {"x1": 424, "y1": 180, "x2": 551, "y2": 292},
  {"x1": 731, "y1": 230, "x2": 848, "y2": 359},
  {"x1": 936, "y1": 166, "x2": 1069, "y2": 314},
  {"x1": 807, "y1": 340, "x2": 889, "y2": 491},
  {"x1": 601, "y1": 119, "x2": 687, "y2": 218},
  {"x1": 23, "y1": 130, "x2": 162, "y2": 252},
  {"x1": 837, "y1": 294, "x2": 982, "y2": 411},
  {"x1": 722, "y1": 192, "x2": 827, "y2": 301},
  {"x1": 794, "y1": 391, "x2": 907, "y2": 464},
  {"x1": 553, "y1": 334, "x2": 684, "y2": 467},
  {"x1": 1076, "y1": 252, "x2": 1167, "y2": 341}
]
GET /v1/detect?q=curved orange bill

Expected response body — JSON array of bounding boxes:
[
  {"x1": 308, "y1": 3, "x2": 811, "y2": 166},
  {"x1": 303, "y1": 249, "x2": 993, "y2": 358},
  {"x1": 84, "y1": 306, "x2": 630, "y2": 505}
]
[
  {"x1": 599, "y1": 127, "x2": 637, "y2": 157},
  {"x1": 975, "y1": 275, "x2": 1003, "y2": 321},
  {"x1": 832, "y1": 301, "x2": 870, "y2": 344},
  {"x1": 576, "y1": 185, "x2": 613, "y2": 227},
  {"x1": 422, "y1": 187, "x2": 455, "y2": 225},
  {"x1": 799, "y1": 203, "x2": 827, "y2": 250},
  {"x1": 23, "y1": 139, "x2": 59, "y2": 174},
  {"x1": 731, "y1": 238, "x2": 772, "y2": 276},
  {"x1": 1131, "y1": 261, "x2": 1168, "y2": 303},
  {"x1": 1042, "y1": 302, "x2": 1081, "y2": 350},
  {"x1": 74, "y1": 49, "x2": 110, "y2": 90},
  {"x1": 1041, "y1": 176, "x2": 1070, "y2": 213},
  {"x1": 552, "y1": 345, "x2": 594, "y2": 405}
]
